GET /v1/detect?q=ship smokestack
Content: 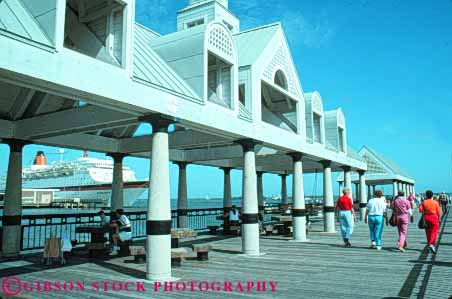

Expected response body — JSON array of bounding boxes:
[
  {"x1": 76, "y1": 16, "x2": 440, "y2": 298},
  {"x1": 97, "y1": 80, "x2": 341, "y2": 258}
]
[{"x1": 34, "y1": 151, "x2": 47, "y2": 166}]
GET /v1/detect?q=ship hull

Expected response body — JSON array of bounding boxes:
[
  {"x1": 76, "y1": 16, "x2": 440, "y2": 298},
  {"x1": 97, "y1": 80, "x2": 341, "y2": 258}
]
[{"x1": 52, "y1": 181, "x2": 148, "y2": 207}]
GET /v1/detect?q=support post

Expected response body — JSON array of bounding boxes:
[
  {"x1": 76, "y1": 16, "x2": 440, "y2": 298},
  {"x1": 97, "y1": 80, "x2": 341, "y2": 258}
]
[
  {"x1": 221, "y1": 167, "x2": 232, "y2": 233},
  {"x1": 235, "y1": 139, "x2": 260, "y2": 256},
  {"x1": 141, "y1": 114, "x2": 175, "y2": 281},
  {"x1": 175, "y1": 162, "x2": 189, "y2": 228},
  {"x1": 358, "y1": 171, "x2": 367, "y2": 222},
  {"x1": 280, "y1": 173, "x2": 288, "y2": 209},
  {"x1": 257, "y1": 172, "x2": 265, "y2": 221},
  {"x1": 288, "y1": 153, "x2": 307, "y2": 242},
  {"x1": 1, "y1": 139, "x2": 27, "y2": 257},
  {"x1": 107, "y1": 153, "x2": 126, "y2": 211},
  {"x1": 321, "y1": 160, "x2": 335, "y2": 233},
  {"x1": 342, "y1": 166, "x2": 352, "y2": 198},
  {"x1": 367, "y1": 185, "x2": 372, "y2": 199},
  {"x1": 393, "y1": 181, "x2": 398, "y2": 198}
]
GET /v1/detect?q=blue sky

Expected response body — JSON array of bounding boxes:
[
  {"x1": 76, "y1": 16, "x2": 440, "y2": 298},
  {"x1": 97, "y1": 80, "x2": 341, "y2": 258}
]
[{"x1": 1, "y1": 0, "x2": 452, "y2": 198}]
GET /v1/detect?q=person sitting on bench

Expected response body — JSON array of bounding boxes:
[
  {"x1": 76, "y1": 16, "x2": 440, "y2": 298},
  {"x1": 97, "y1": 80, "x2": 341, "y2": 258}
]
[
  {"x1": 226, "y1": 205, "x2": 240, "y2": 225},
  {"x1": 110, "y1": 209, "x2": 132, "y2": 255}
]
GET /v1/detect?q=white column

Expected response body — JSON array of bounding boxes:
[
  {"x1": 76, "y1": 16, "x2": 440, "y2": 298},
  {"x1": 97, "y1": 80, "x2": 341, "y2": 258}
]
[
  {"x1": 322, "y1": 161, "x2": 335, "y2": 233},
  {"x1": 359, "y1": 171, "x2": 367, "y2": 222},
  {"x1": 237, "y1": 140, "x2": 259, "y2": 256},
  {"x1": 343, "y1": 166, "x2": 352, "y2": 198},
  {"x1": 393, "y1": 181, "x2": 398, "y2": 197},
  {"x1": 221, "y1": 167, "x2": 232, "y2": 233},
  {"x1": 108, "y1": 153, "x2": 125, "y2": 211},
  {"x1": 413, "y1": 185, "x2": 416, "y2": 196},
  {"x1": 1, "y1": 140, "x2": 26, "y2": 257},
  {"x1": 289, "y1": 153, "x2": 307, "y2": 242},
  {"x1": 280, "y1": 174, "x2": 288, "y2": 207},
  {"x1": 176, "y1": 162, "x2": 188, "y2": 228},
  {"x1": 257, "y1": 172, "x2": 265, "y2": 220},
  {"x1": 145, "y1": 116, "x2": 173, "y2": 281}
]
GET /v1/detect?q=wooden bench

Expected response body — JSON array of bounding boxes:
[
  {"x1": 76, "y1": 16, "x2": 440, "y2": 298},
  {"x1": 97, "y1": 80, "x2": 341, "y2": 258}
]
[
  {"x1": 264, "y1": 225, "x2": 274, "y2": 236},
  {"x1": 192, "y1": 244, "x2": 212, "y2": 261},
  {"x1": 229, "y1": 225, "x2": 241, "y2": 236},
  {"x1": 129, "y1": 246, "x2": 146, "y2": 263},
  {"x1": 272, "y1": 224, "x2": 286, "y2": 235},
  {"x1": 171, "y1": 248, "x2": 188, "y2": 267},
  {"x1": 119, "y1": 240, "x2": 131, "y2": 256},
  {"x1": 207, "y1": 225, "x2": 220, "y2": 235}
]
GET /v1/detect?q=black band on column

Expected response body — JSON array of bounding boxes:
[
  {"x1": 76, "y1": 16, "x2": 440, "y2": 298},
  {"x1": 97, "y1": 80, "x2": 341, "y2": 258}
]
[
  {"x1": 220, "y1": 167, "x2": 232, "y2": 174},
  {"x1": 323, "y1": 206, "x2": 335, "y2": 213},
  {"x1": 3, "y1": 139, "x2": 28, "y2": 153},
  {"x1": 320, "y1": 160, "x2": 332, "y2": 168},
  {"x1": 2, "y1": 215, "x2": 22, "y2": 226},
  {"x1": 292, "y1": 209, "x2": 308, "y2": 217},
  {"x1": 241, "y1": 213, "x2": 259, "y2": 224},
  {"x1": 341, "y1": 166, "x2": 352, "y2": 172},
  {"x1": 258, "y1": 205, "x2": 265, "y2": 211},
  {"x1": 234, "y1": 139, "x2": 261, "y2": 152},
  {"x1": 107, "y1": 153, "x2": 127, "y2": 163},
  {"x1": 359, "y1": 203, "x2": 367, "y2": 208},
  {"x1": 146, "y1": 220, "x2": 172, "y2": 235},
  {"x1": 287, "y1": 152, "x2": 303, "y2": 162},
  {"x1": 177, "y1": 209, "x2": 188, "y2": 216},
  {"x1": 139, "y1": 114, "x2": 177, "y2": 133}
]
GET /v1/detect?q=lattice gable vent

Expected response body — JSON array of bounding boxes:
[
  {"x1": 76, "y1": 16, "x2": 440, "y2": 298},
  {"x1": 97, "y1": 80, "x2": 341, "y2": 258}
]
[
  {"x1": 312, "y1": 94, "x2": 324, "y2": 113},
  {"x1": 263, "y1": 45, "x2": 300, "y2": 97},
  {"x1": 207, "y1": 24, "x2": 234, "y2": 62}
]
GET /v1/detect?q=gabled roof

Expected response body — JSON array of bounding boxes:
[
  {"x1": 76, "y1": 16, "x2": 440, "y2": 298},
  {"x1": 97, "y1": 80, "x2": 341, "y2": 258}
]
[
  {"x1": 0, "y1": 0, "x2": 53, "y2": 47},
  {"x1": 360, "y1": 146, "x2": 412, "y2": 178},
  {"x1": 233, "y1": 23, "x2": 280, "y2": 67},
  {"x1": 133, "y1": 23, "x2": 201, "y2": 101}
]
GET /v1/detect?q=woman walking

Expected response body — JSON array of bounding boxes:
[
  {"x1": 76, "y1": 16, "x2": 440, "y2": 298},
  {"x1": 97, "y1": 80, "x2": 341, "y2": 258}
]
[
  {"x1": 392, "y1": 191, "x2": 412, "y2": 252},
  {"x1": 365, "y1": 190, "x2": 387, "y2": 250},
  {"x1": 419, "y1": 190, "x2": 441, "y2": 253},
  {"x1": 336, "y1": 188, "x2": 355, "y2": 247}
]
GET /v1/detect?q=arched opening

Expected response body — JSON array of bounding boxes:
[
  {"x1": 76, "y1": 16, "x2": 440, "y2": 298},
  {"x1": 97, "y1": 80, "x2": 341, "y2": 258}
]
[{"x1": 274, "y1": 70, "x2": 288, "y2": 90}]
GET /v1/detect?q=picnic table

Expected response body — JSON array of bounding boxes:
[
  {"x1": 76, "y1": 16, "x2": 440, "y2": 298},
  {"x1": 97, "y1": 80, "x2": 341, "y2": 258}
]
[
  {"x1": 75, "y1": 225, "x2": 114, "y2": 256},
  {"x1": 271, "y1": 215, "x2": 293, "y2": 235},
  {"x1": 171, "y1": 228, "x2": 197, "y2": 248}
]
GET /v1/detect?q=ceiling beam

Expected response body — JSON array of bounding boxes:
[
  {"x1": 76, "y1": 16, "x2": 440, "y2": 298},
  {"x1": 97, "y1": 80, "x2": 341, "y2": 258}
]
[
  {"x1": 119, "y1": 130, "x2": 231, "y2": 154},
  {"x1": 15, "y1": 105, "x2": 138, "y2": 139},
  {"x1": 0, "y1": 119, "x2": 14, "y2": 139}
]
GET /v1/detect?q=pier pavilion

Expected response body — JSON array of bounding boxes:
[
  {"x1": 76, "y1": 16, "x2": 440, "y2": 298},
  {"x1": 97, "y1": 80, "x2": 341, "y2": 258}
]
[
  {"x1": 0, "y1": 0, "x2": 368, "y2": 281},
  {"x1": 337, "y1": 146, "x2": 416, "y2": 199}
]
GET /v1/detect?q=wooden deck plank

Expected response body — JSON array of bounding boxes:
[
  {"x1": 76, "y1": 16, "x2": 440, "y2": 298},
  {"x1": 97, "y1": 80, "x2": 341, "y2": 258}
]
[{"x1": 1, "y1": 211, "x2": 450, "y2": 298}]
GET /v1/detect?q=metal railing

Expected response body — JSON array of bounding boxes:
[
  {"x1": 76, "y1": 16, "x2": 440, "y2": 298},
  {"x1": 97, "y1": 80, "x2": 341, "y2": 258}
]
[{"x1": 0, "y1": 204, "x2": 285, "y2": 252}]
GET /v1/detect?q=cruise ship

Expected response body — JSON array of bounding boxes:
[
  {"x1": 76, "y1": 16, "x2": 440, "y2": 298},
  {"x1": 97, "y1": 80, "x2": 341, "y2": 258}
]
[{"x1": 0, "y1": 151, "x2": 148, "y2": 207}]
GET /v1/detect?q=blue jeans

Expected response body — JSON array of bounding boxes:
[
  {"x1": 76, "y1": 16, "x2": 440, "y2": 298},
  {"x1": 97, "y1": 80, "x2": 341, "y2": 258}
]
[
  {"x1": 339, "y1": 210, "x2": 354, "y2": 241},
  {"x1": 368, "y1": 215, "x2": 384, "y2": 246}
]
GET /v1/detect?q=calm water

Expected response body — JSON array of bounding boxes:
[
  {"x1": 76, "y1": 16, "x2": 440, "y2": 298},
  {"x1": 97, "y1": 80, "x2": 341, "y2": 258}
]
[{"x1": 0, "y1": 196, "x2": 326, "y2": 216}]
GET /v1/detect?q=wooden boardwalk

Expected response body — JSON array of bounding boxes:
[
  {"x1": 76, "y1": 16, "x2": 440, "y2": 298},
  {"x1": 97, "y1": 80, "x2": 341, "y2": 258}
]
[{"x1": 1, "y1": 210, "x2": 451, "y2": 299}]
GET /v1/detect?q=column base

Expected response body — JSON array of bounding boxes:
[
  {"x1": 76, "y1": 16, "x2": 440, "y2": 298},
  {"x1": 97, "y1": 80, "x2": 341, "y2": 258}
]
[
  {"x1": 319, "y1": 231, "x2": 338, "y2": 235},
  {"x1": 239, "y1": 252, "x2": 266, "y2": 258},
  {"x1": 289, "y1": 239, "x2": 310, "y2": 243},
  {"x1": 142, "y1": 276, "x2": 180, "y2": 283}
]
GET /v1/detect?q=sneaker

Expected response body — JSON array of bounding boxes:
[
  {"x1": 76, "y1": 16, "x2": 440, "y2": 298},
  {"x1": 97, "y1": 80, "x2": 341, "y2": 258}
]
[
  {"x1": 398, "y1": 247, "x2": 406, "y2": 252},
  {"x1": 370, "y1": 241, "x2": 376, "y2": 249},
  {"x1": 429, "y1": 245, "x2": 436, "y2": 254},
  {"x1": 376, "y1": 246, "x2": 382, "y2": 251},
  {"x1": 345, "y1": 241, "x2": 352, "y2": 248}
]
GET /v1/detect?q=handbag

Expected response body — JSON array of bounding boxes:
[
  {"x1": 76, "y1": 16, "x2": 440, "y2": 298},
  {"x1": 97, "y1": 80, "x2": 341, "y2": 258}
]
[
  {"x1": 389, "y1": 212, "x2": 397, "y2": 227},
  {"x1": 418, "y1": 203, "x2": 427, "y2": 229}
]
